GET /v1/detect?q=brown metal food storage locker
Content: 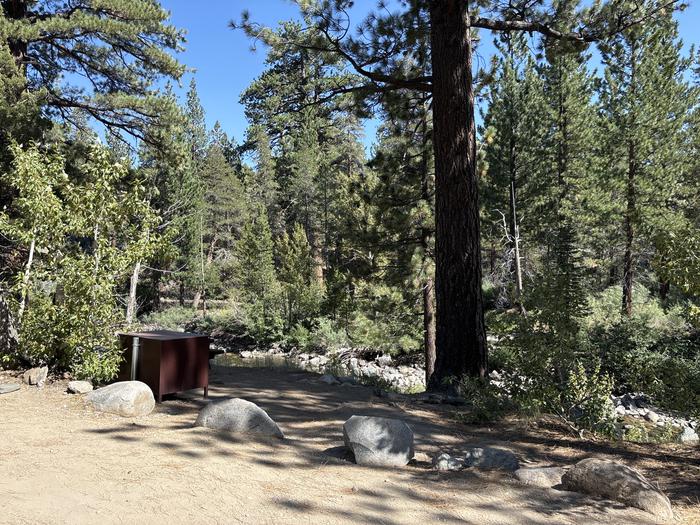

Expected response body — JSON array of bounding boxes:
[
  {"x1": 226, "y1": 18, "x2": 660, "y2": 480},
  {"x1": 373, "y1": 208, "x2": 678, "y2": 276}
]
[{"x1": 118, "y1": 330, "x2": 209, "y2": 402}]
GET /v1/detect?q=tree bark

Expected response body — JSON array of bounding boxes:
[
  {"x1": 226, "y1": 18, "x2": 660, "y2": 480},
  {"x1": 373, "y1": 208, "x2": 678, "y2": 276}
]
[
  {"x1": 428, "y1": 0, "x2": 487, "y2": 389},
  {"x1": 125, "y1": 261, "x2": 141, "y2": 324},
  {"x1": 622, "y1": 140, "x2": 636, "y2": 318},
  {"x1": 17, "y1": 236, "x2": 35, "y2": 323},
  {"x1": 2, "y1": 0, "x2": 28, "y2": 69},
  {"x1": 423, "y1": 276, "x2": 436, "y2": 384}
]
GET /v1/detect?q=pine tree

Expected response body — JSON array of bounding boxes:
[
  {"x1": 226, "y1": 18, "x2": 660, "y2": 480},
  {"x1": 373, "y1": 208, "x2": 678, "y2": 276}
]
[
  {"x1": 599, "y1": 10, "x2": 694, "y2": 316},
  {"x1": 236, "y1": 0, "x2": 677, "y2": 386},
  {"x1": 234, "y1": 206, "x2": 283, "y2": 341},
  {"x1": 1, "y1": 0, "x2": 184, "y2": 140},
  {"x1": 277, "y1": 224, "x2": 324, "y2": 330},
  {"x1": 482, "y1": 33, "x2": 548, "y2": 308}
]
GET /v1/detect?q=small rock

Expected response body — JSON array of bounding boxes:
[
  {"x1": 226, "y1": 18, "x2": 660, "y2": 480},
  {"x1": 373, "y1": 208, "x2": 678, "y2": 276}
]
[
  {"x1": 615, "y1": 405, "x2": 626, "y2": 416},
  {"x1": 343, "y1": 415, "x2": 414, "y2": 467},
  {"x1": 22, "y1": 366, "x2": 48, "y2": 387},
  {"x1": 677, "y1": 426, "x2": 699, "y2": 444},
  {"x1": 645, "y1": 410, "x2": 659, "y2": 424},
  {"x1": 562, "y1": 458, "x2": 673, "y2": 520},
  {"x1": 67, "y1": 380, "x2": 93, "y2": 394},
  {"x1": 0, "y1": 383, "x2": 20, "y2": 395},
  {"x1": 86, "y1": 381, "x2": 155, "y2": 417},
  {"x1": 463, "y1": 447, "x2": 519, "y2": 471},
  {"x1": 515, "y1": 467, "x2": 565, "y2": 488},
  {"x1": 433, "y1": 453, "x2": 465, "y2": 471},
  {"x1": 376, "y1": 355, "x2": 392, "y2": 366}
]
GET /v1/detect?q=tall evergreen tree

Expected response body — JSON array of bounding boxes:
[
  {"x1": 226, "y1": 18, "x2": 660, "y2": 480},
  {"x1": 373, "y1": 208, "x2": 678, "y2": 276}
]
[{"x1": 599, "y1": 10, "x2": 694, "y2": 316}]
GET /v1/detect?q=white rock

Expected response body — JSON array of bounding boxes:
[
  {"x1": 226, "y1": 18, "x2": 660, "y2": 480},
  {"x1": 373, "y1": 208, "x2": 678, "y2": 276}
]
[
  {"x1": 86, "y1": 381, "x2": 155, "y2": 417},
  {"x1": 67, "y1": 380, "x2": 93, "y2": 394}
]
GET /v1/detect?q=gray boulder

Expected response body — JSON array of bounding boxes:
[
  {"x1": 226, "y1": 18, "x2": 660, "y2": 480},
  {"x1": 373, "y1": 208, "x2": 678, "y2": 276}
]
[
  {"x1": 463, "y1": 447, "x2": 520, "y2": 471},
  {"x1": 343, "y1": 415, "x2": 414, "y2": 467},
  {"x1": 514, "y1": 466, "x2": 565, "y2": 487},
  {"x1": 86, "y1": 381, "x2": 155, "y2": 417},
  {"x1": 677, "y1": 426, "x2": 699, "y2": 444},
  {"x1": 433, "y1": 453, "x2": 465, "y2": 471},
  {"x1": 22, "y1": 366, "x2": 48, "y2": 387},
  {"x1": 562, "y1": 458, "x2": 673, "y2": 520},
  {"x1": 195, "y1": 398, "x2": 284, "y2": 439},
  {"x1": 67, "y1": 380, "x2": 93, "y2": 394}
]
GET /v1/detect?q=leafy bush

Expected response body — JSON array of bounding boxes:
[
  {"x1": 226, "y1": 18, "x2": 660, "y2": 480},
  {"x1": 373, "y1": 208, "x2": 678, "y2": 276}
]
[
  {"x1": 454, "y1": 375, "x2": 509, "y2": 423},
  {"x1": 2, "y1": 143, "x2": 157, "y2": 382}
]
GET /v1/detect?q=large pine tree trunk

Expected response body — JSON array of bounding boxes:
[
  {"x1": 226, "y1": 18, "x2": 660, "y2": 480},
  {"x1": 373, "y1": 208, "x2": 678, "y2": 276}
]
[
  {"x1": 622, "y1": 140, "x2": 636, "y2": 317},
  {"x1": 423, "y1": 276, "x2": 436, "y2": 384},
  {"x1": 428, "y1": 0, "x2": 487, "y2": 389}
]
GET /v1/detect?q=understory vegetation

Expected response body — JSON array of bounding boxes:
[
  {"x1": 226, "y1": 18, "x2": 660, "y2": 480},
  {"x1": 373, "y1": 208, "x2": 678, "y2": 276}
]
[{"x1": 0, "y1": 0, "x2": 698, "y2": 437}]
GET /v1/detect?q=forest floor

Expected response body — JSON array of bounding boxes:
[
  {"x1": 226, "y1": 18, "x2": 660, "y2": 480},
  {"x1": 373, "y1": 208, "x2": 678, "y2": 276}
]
[{"x1": 1, "y1": 364, "x2": 699, "y2": 525}]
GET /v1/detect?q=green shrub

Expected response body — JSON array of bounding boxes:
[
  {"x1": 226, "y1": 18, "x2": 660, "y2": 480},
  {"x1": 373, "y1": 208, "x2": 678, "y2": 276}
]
[
  {"x1": 587, "y1": 286, "x2": 700, "y2": 415},
  {"x1": 454, "y1": 375, "x2": 509, "y2": 423}
]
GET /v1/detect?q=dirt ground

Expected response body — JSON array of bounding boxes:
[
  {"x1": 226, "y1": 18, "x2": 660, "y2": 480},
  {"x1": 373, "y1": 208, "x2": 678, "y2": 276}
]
[{"x1": 1, "y1": 364, "x2": 698, "y2": 525}]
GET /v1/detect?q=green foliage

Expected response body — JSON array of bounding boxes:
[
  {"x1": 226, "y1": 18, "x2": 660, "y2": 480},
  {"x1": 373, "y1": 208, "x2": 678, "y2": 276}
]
[
  {"x1": 588, "y1": 288, "x2": 700, "y2": 415},
  {"x1": 277, "y1": 224, "x2": 324, "y2": 330},
  {"x1": 1, "y1": 143, "x2": 158, "y2": 381},
  {"x1": 0, "y1": 0, "x2": 185, "y2": 138},
  {"x1": 234, "y1": 207, "x2": 283, "y2": 342},
  {"x1": 454, "y1": 376, "x2": 509, "y2": 424}
]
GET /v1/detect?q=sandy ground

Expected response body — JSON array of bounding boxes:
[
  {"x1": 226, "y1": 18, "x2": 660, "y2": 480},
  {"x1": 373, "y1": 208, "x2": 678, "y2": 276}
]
[{"x1": 1, "y1": 364, "x2": 698, "y2": 525}]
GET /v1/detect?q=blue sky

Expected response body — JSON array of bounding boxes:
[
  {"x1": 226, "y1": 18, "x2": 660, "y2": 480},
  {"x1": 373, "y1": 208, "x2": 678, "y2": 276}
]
[{"x1": 161, "y1": 0, "x2": 700, "y2": 151}]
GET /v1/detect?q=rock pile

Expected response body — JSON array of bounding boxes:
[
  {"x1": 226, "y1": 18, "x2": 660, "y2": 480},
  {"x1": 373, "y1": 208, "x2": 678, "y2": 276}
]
[{"x1": 610, "y1": 392, "x2": 698, "y2": 440}]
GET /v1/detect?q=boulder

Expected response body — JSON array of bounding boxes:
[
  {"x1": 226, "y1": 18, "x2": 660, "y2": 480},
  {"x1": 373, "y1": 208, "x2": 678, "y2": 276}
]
[
  {"x1": 677, "y1": 426, "x2": 699, "y2": 444},
  {"x1": 562, "y1": 458, "x2": 673, "y2": 520},
  {"x1": 67, "y1": 380, "x2": 93, "y2": 394},
  {"x1": 22, "y1": 366, "x2": 48, "y2": 387},
  {"x1": 195, "y1": 398, "x2": 284, "y2": 438},
  {"x1": 343, "y1": 415, "x2": 414, "y2": 467},
  {"x1": 514, "y1": 466, "x2": 565, "y2": 487},
  {"x1": 0, "y1": 383, "x2": 20, "y2": 395},
  {"x1": 433, "y1": 453, "x2": 465, "y2": 471},
  {"x1": 86, "y1": 381, "x2": 155, "y2": 417},
  {"x1": 463, "y1": 447, "x2": 520, "y2": 471}
]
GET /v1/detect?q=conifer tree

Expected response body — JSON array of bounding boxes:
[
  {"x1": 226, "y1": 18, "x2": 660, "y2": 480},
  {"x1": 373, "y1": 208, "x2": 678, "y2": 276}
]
[
  {"x1": 234, "y1": 206, "x2": 283, "y2": 341},
  {"x1": 277, "y1": 224, "x2": 324, "y2": 330},
  {"x1": 599, "y1": 10, "x2": 694, "y2": 316},
  {"x1": 0, "y1": 0, "x2": 184, "y2": 140},
  {"x1": 237, "y1": 0, "x2": 680, "y2": 387}
]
